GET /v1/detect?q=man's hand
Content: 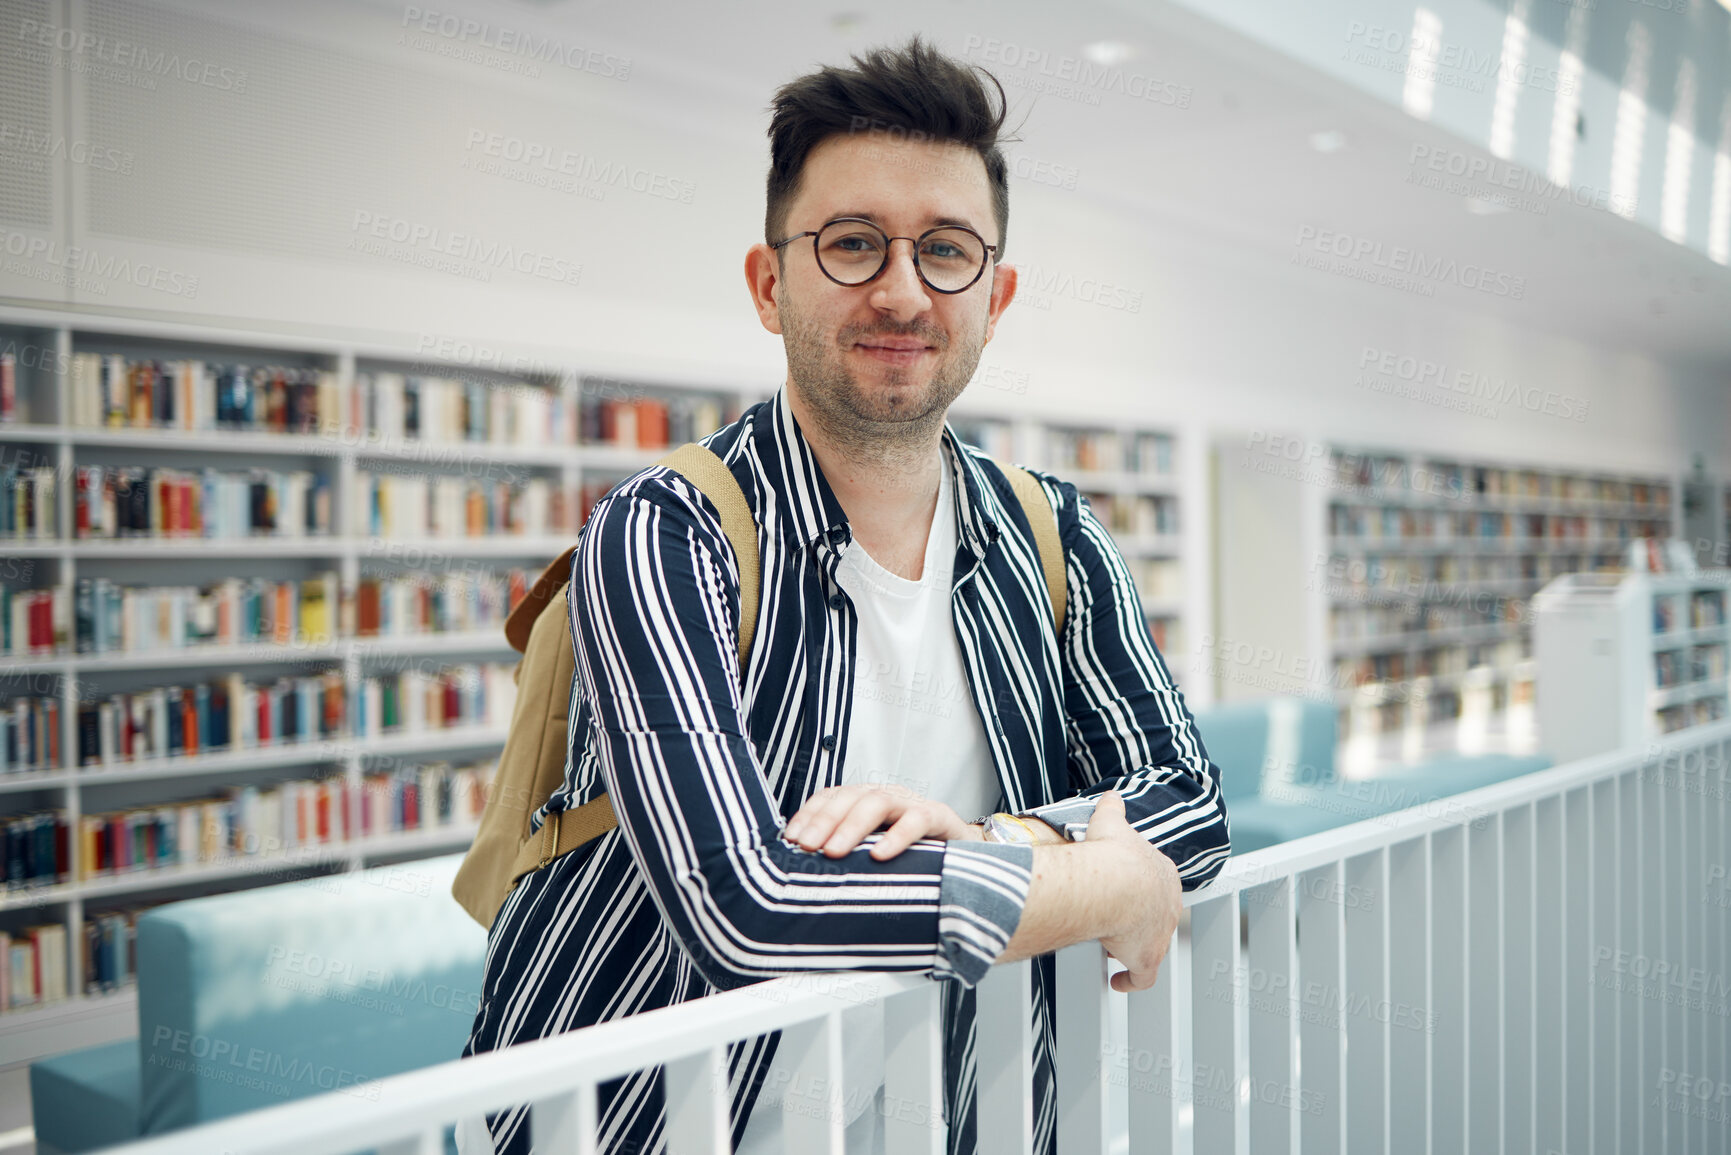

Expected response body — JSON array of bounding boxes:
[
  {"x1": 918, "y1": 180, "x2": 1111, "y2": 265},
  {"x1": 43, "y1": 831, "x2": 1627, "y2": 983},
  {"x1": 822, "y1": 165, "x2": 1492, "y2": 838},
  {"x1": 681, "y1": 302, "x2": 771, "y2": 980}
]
[
  {"x1": 783, "y1": 784, "x2": 981, "y2": 861},
  {"x1": 1087, "y1": 791, "x2": 1182, "y2": 992},
  {"x1": 994, "y1": 789, "x2": 1182, "y2": 990}
]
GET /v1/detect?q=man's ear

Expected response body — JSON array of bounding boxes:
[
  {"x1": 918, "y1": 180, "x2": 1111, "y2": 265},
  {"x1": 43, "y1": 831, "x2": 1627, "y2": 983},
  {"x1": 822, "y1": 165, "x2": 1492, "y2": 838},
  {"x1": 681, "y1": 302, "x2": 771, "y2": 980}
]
[
  {"x1": 983, "y1": 262, "x2": 1017, "y2": 344},
  {"x1": 746, "y1": 243, "x2": 785, "y2": 335}
]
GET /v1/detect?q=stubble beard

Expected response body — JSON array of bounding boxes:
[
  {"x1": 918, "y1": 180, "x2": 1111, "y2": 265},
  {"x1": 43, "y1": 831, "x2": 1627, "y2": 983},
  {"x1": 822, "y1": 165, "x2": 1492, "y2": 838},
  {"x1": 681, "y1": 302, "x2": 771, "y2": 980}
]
[{"x1": 780, "y1": 287, "x2": 987, "y2": 459}]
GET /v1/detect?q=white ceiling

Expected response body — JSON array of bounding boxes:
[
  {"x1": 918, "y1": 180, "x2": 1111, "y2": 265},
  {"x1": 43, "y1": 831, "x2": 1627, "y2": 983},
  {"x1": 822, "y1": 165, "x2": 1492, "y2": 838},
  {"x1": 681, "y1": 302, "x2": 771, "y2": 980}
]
[
  {"x1": 179, "y1": 0, "x2": 1731, "y2": 378},
  {"x1": 390, "y1": 0, "x2": 1731, "y2": 370}
]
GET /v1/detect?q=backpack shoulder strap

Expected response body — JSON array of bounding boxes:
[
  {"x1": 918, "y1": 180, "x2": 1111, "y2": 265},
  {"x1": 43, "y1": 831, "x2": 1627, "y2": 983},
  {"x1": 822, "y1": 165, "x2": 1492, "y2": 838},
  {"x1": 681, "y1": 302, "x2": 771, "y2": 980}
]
[
  {"x1": 498, "y1": 444, "x2": 762, "y2": 672},
  {"x1": 656, "y1": 443, "x2": 760, "y2": 673},
  {"x1": 993, "y1": 458, "x2": 1067, "y2": 637}
]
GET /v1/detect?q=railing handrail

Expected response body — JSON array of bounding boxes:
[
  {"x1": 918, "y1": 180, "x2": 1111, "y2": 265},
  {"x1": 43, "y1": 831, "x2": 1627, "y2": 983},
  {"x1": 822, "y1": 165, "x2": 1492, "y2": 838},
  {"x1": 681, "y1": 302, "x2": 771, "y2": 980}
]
[
  {"x1": 1196, "y1": 719, "x2": 1731, "y2": 902},
  {"x1": 108, "y1": 969, "x2": 935, "y2": 1155},
  {"x1": 99, "y1": 720, "x2": 1731, "y2": 1153}
]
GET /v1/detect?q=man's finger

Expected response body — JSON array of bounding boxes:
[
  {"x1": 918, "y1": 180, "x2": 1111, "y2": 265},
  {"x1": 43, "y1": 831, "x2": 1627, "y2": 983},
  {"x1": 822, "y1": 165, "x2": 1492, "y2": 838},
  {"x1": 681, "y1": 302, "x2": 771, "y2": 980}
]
[
  {"x1": 1110, "y1": 963, "x2": 1159, "y2": 994},
  {"x1": 871, "y1": 810, "x2": 934, "y2": 860},
  {"x1": 786, "y1": 787, "x2": 868, "y2": 846},
  {"x1": 822, "y1": 795, "x2": 899, "y2": 856},
  {"x1": 1085, "y1": 789, "x2": 1125, "y2": 838}
]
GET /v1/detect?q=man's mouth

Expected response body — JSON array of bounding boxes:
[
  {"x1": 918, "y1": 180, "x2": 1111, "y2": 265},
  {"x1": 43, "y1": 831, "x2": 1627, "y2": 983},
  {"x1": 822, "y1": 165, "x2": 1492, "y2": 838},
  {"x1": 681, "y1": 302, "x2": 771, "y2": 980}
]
[{"x1": 852, "y1": 338, "x2": 934, "y2": 365}]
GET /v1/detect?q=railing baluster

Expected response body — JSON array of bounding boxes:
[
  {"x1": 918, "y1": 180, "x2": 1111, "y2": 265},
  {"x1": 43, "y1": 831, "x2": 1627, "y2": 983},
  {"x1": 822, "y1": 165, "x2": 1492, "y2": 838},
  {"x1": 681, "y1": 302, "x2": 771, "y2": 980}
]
[
  {"x1": 1710, "y1": 744, "x2": 1724, "y2": 1155},
  {"x1": 1247, "y1": 876, "x2": 1298, "y2": 1155},
  {"x1": 882, "y1": 983, "x2": 945, "y2": 1155},
  {"x1": 1431, "y1": 826, "x2": 1466, "y2": 1155},
  {"x1": 976, "y1": 958, "x2": 1033, "y2": 1155},
  {"x1": 664, "y1": 1044, "x2": 730, "y2": 1155},
  {"x1": 1712, "y1": 742, "x2": 1729, "y2": 1155},
  {"x1": 1502, "y1": 803, "x2": 1534, "y2": 1155},
  {"x1": 1619, "y1": 768, "x2": 1641, "y2": 1155},
  {"x1": 1535, "y1": 795, "x2": 1564, "y2": 1155},
  {"x1": 1590, "y1": 778, "x2": 1618, "y2": 1149},
  {"x1": 1639, "y1": 767, "x2": 1663, "y2": 1152},
  {"x1": 1191, "y1": 893, "x2": 1245, "y2": 1152},
  {"x1": 1684, "y1": 744, "x2": 1708, "y2": 1155},
  {"x1": 1668, "y1": 743, "x2": 1691, "y2": 1155},
  {"x1": 1563, "y1": 786, "x2": 1593, "y2": 1155},
  {"x1": 1127, "y1": 925, "x2": 1183, "y2": 1152},
  {"x1": 1344, "y1": 849, "x2": 1387, "y2": 1155},
  {"x1": 777, "y1": 1011, "x2": 844, "y2": 1154},
  {"x1": 1468, "y1": 812, "x2": 1502, "y2": 1153},
  {"x1": 1299, "y1": 862, "x2": 1345, "y2": 1154},
  {"x1": 533, "y1": 1084, "x2": 597, "y2": 1155},
  {"x1": 1056, "y1": 942, "x2": 1110, "y2": 1153},
  {"x1": 1388, "y1": 836, "x2": 1429, "y2": 1153}
]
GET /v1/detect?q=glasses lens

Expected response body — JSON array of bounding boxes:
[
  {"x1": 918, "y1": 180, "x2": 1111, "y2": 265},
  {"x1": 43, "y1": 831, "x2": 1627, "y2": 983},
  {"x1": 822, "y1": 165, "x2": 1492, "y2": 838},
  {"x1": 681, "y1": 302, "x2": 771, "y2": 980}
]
[
  {"x1": 815, "y1": 221, "x2": 889, "y2": 285},
  {"x1": 917, "y1": 228, "x2": 987, "y2": 291}
]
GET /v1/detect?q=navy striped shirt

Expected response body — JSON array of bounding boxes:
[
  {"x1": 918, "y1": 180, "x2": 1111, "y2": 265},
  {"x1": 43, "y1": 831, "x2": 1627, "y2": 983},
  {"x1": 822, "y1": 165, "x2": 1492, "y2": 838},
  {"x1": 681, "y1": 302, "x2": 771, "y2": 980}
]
[{"x1": 461, "y1": 386, "x2": 1230, "y2": 1155}]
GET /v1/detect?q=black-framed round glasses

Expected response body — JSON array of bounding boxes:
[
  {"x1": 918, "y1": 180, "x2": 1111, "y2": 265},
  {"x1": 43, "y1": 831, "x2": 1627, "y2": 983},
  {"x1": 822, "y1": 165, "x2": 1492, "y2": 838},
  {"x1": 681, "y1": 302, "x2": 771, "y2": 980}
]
[{"x1": 770, "y1": 217, "x2": 998, "y2": 294}]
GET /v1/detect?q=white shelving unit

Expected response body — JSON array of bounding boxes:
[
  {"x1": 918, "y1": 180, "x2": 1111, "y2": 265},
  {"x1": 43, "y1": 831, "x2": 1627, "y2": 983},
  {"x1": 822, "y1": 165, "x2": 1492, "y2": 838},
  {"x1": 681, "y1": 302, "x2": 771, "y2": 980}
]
[
  {"x1": 1215, "y1": 437, "x2": 1677, "y2": 769},
  {"x1": 1533, "y1": 570, "x2": 1731, "y2": 764}
]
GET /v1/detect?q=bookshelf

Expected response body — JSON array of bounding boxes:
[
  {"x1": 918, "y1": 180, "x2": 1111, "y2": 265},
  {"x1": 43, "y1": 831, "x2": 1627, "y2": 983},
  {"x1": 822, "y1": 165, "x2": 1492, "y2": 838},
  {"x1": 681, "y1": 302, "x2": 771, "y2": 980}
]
[
  {"x1": 0, "y1": 306, "x2": 1198, "y2": 1062},
  {"x1": 1533, "y1": 570, "x2": 1730, "y2": 763},
  {"x1": 0, "y1": 306, "x2": 763, "y2": 1063},
  {"x1": 1215, "y1": 437, "x2": 1676, "y2": 770}
]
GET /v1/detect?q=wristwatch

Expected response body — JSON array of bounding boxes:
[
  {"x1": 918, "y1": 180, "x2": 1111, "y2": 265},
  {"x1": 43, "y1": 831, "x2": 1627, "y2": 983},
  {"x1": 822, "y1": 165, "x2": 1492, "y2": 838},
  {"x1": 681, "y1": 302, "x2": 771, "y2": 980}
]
[{"x1": 980, "y1": 812, "x2": 1043, "y2": 844}]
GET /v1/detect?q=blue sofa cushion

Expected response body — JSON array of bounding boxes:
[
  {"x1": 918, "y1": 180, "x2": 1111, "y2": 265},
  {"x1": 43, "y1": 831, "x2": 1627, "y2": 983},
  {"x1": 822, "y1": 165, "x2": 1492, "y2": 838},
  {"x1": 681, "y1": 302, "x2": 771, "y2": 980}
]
[
  {"x1": 30, "y1": 1039, "x2": 141, "y2": 1153},
  {"x1": 136, "y1": 853, "x2": 485, "y2": 1135},
  {"x1": 1236, "y1": 753, "x2": 1555, "y2": 853},
  {"x1": 1219, "y1": 795, "x2": 1360, "y2": 855},
  {"x1": 1193, "y1": 697, "x2": 1342, "y2": 805},
  {"x1": 1190, "y1": 700, "x2": 1272, "y2": 803}
]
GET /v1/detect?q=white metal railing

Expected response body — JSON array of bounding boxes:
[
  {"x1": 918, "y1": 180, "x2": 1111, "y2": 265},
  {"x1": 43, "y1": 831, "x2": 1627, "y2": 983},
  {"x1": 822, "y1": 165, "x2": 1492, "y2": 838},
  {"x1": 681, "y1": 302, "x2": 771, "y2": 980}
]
[{"x1": 106, "y1": 720, "x2": 1731, "y2": 1153}]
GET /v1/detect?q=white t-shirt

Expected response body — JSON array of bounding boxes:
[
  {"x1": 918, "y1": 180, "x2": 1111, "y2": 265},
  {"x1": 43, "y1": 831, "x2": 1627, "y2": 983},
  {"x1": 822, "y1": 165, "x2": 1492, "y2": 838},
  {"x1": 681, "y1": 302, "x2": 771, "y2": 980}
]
[
  {"x1": 736, "y1": 443, "x2": 1000, "y2": 1153},
  {"x1": 833, "y1": 441, "x2": 1000, "y2": 820}
]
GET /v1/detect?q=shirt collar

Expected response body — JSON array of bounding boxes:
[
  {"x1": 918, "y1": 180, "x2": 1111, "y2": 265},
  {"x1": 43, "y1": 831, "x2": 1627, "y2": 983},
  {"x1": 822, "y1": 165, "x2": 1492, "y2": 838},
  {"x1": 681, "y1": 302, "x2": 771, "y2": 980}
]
[{"x1": 761, "y1": 385, "x2": 1001, "y2": 558}]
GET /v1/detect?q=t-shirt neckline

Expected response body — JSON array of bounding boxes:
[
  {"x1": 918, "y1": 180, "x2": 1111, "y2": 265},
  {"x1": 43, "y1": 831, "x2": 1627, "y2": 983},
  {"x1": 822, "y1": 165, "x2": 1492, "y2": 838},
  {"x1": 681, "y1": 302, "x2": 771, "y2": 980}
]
[{"x1": 837, "y1": 445, "x2": 953, "y2": 597}]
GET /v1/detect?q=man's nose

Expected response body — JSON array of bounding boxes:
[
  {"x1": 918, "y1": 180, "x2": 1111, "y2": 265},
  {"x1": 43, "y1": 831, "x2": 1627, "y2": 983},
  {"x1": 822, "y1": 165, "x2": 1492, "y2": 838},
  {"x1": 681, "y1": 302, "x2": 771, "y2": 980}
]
[{"x1": 870, "y1": 238, "x2": 932, "y2": 313}]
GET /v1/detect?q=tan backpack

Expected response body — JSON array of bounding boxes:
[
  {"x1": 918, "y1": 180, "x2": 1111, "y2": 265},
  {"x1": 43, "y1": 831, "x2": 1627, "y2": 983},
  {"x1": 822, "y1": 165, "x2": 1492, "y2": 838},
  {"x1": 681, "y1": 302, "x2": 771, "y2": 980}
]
[{"x1": 451, "y1": 442, "x2": 1067, "y2": 929}]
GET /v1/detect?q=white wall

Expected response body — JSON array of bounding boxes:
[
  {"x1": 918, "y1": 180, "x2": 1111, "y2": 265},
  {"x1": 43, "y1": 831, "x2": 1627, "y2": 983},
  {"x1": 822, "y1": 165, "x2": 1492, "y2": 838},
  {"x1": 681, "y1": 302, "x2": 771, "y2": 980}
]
[{"x1": 0, "y1": 0, "x2": 1725, "y2": 478}]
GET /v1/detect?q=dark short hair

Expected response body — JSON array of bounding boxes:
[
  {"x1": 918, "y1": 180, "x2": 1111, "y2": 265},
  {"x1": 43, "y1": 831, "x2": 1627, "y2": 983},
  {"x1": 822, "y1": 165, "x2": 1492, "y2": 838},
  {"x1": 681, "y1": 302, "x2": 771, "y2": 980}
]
[{"x1": 765, "y1": 35, "x2": 1014, "y2": 259}]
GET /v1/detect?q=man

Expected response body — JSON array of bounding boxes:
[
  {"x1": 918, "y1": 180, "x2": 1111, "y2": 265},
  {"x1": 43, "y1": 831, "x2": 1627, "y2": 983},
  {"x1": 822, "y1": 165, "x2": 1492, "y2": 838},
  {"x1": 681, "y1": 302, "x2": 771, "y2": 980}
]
[{"x1": 460, "y1": 35, "x2": 1228, "y2": 1155}]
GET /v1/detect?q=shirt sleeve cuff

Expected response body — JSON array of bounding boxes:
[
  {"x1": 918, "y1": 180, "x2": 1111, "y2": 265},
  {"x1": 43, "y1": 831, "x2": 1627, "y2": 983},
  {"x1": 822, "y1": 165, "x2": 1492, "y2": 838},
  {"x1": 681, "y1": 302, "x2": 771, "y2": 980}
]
[
  {"x1": 932, "y1": 840, "x2": 1034, "y2": 987},
  {"x1": 1018, "y1": 796, "x2": 1101, "y2": 843}
]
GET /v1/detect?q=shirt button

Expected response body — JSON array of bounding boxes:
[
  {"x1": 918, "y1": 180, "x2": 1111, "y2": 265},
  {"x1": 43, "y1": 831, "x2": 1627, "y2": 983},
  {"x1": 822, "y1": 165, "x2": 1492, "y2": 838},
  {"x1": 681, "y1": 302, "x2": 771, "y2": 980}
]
[
  {"x1": 820, "y1": 734, "x2": 837, "y2": 752},
  {"x1": 829, "y1": 593, "x2": 845, "y2": 609}
]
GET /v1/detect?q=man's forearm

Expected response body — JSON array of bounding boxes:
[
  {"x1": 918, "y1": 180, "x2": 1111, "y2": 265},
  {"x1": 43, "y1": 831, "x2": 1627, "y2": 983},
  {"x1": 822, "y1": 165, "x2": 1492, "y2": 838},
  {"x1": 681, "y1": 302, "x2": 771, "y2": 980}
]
[{"x1": 995, "y1": 840, "x2": 1132, "y2": 963}]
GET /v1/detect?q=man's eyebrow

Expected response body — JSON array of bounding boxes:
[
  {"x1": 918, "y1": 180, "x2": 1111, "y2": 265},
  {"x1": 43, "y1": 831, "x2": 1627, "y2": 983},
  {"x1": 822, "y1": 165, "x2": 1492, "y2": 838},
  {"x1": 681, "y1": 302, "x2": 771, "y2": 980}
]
[{"x1": 829, "y1": 211, "x2": 983, "y2": 232}]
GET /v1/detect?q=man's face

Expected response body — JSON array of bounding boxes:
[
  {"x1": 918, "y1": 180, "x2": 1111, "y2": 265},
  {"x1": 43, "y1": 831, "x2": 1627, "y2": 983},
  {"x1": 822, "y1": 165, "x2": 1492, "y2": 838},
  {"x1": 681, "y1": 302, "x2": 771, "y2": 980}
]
[{"x1": 749, "y1": 130, "x2": 1015, "y2": 433}]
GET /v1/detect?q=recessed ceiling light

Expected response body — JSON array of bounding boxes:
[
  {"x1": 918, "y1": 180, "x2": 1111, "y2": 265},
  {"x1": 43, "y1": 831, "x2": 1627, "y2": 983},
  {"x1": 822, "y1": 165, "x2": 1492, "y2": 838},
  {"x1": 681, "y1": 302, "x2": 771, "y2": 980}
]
[
  {"x1": 1309, "y1": 130, "x2": 1347, "y2": 153},
  {"x1": 1081, "y1": 40, "x2": 1138, "y2": 66},
  {"x1": 1465, "y1": 196, "x2": 1509, "y2": 215}
]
